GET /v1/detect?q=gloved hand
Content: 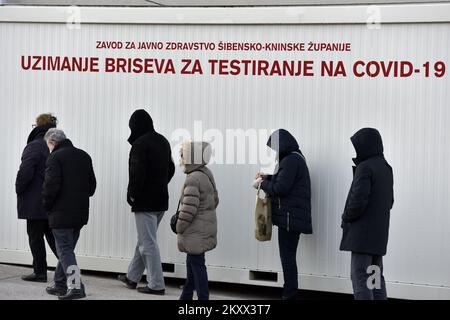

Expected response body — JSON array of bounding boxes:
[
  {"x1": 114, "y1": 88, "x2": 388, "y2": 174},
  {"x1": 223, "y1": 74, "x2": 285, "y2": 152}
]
[{"x1": 253, "y1": 177, "x2": 263, "y2": 189}]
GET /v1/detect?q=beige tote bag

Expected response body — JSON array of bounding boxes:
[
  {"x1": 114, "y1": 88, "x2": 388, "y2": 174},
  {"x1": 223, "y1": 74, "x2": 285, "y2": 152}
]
[{"x1": 254, "y1": 186, "x2": 272, "y2": 241}]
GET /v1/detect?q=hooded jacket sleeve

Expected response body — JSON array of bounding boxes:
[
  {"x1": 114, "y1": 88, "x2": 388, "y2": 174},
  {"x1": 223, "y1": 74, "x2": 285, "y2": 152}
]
[
  {"x1": 260, "y1": 155, "x2": 299, "y2": 197},
  {"x1": 342, "y1": 164, "x2": 372, "y2": 222},
  {"x1": 42, "y1": 155, "x2": 62, "y2": 211},
  {"x1": 15, "y1": 143, "x2": 41, "y2": 195},
  {"x1": 176, "y1": 175, "x2": 200, "y2": 234},
  {"x1": 127, "y1": 142, "x2": 147, "y2": 204}
]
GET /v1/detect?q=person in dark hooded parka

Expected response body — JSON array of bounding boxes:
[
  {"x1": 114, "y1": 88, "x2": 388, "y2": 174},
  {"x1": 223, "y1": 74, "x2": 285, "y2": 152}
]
[
  {"x1": 254, "y1": 129, "x2": 312, "y2": 300},
  {"x1": 118, "y1": 109, "x2": 175, "y2": 296},
  {"x1": 15, "y1": 113, "x2": 59, "y2": 282},
  {"x1": 340, "y1": 128, "x2": 394, "y2": 300}
]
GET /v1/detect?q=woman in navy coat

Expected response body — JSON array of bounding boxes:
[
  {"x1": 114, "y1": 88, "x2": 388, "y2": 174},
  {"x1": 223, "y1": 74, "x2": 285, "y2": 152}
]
[
  {"x1": 256, "y1": 129, "x2": 312, "y2": 300},
  {"x1": 15, "y1": 114, "x2": 58, "y2": 282}
]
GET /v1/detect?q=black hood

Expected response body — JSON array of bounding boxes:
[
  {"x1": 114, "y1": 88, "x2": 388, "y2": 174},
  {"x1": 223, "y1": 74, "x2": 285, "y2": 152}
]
[
  {"x1": 351, "y1": 128, "x2": 384, "y2": 164},
  {"x1": 128, "y1": 109, "x2": 155, "y2": 144},
  {"x1": 26, "y1": 123, "x2": 56, "y2": 144},
  {"x1": 267, "y1": 129, "x2": 301, "y2": 160}
]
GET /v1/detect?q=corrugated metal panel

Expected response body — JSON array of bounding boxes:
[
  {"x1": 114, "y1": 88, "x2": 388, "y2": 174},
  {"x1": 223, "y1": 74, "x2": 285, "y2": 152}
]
[{"x1": 1, "y1": 21, "x2": 449, "y2": 298}]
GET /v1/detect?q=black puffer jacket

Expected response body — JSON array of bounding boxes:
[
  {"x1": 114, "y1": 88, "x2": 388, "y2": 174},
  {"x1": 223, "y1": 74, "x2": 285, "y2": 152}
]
[
  {"x1": 42, "y1": 139, "x2": 97, "y2": 229},
  {"x1": 340, "y1": 128, "x2": 394, "y2": 256},
  {"x1": 127, "y1": 110, "x2": 175, "y2": 212},
  {"x1": 260, "y1": 129, "x2": 312, "y2": 234},
  {"x1": 16, "y1": 124, "x2": 55, "y2": 220}
]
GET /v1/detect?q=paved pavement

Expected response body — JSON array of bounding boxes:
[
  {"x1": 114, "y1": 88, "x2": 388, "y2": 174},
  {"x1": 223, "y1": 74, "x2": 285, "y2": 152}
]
[
  {"x1": 0, "y1": 263, "x2": 281, "y2": 300},
  {"x1": 0, "y1": 263, "x2": 352, "y2": 300}
]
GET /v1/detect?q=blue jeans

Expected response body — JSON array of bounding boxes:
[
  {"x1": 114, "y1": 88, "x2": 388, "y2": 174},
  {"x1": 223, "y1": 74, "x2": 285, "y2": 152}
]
[
  {"x1": 351, "y1": 252, "x2": 387, "y2": 300},
  {"x1": 180, "y1": 254, "x2": 209, "y2": 300},
  {"x1": 278, "y1": 227, "x2": 301, "y2": 298},
  {"x1": 127, "y1": 212, "x2": 165, "y2": 290},
  {"x1": 53, "y1": 228, "x2": 83, "y2": 291}
]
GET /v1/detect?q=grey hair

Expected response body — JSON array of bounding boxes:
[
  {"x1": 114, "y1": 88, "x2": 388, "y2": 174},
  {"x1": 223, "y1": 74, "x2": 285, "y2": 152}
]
[{"x1": 44, "y1": 128, "x2": 66, "y2": 145}]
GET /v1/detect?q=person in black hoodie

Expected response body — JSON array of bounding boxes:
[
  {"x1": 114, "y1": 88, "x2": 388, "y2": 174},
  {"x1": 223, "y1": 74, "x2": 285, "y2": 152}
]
[
  {"x1": 15, "y1": 113, "x2": 58, "y2": 283},
  {"x1": 254, "y1": 129, "x2": 312, "y2": 300},
  {"x1": 42, "y1": 128, "x2": 96, "y2": 300},
  {"x1": 118, "y1": 109, "x2": 175, "y2": 295},
  {"x1": 340, "y1": 128, "x2": 394, "y2": 300}
]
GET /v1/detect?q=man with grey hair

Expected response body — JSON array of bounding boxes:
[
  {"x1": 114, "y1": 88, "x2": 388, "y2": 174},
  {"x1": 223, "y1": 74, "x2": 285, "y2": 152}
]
[
  {"x1": 44, "y1": 128, "x2": 66, "y2": 150},
  {"x1": 42, "y1": 128, "x2": 96, "y2": 300}
]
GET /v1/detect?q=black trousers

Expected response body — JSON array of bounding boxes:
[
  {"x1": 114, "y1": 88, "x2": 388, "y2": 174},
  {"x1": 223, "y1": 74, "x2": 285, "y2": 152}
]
[
  {"x1": 278, "y1": 227, "x2": 301, "y2": 298},
  {"x1": 26, "y1": 219, "x2": 58, "y2": 275},
  {"x1": 180, "y1": 254, "x2": 209, "y2": 300}
]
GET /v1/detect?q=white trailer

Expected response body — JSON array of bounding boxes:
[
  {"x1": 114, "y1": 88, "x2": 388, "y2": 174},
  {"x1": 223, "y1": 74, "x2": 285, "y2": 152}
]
[{"x1": 0, "y1": 1, "x2": 449, "y2": 299}]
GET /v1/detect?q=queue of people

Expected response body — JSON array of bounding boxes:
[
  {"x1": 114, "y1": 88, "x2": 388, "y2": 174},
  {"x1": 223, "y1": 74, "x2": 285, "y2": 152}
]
[{"x1": 15, "y1": 111, "x2": 394, "y2": 300}]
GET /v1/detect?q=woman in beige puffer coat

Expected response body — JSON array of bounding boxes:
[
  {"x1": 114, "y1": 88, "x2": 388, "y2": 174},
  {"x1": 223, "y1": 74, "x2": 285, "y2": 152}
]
[{"x1": 177, "y1": 141, "x2": 219, "y2": 300}]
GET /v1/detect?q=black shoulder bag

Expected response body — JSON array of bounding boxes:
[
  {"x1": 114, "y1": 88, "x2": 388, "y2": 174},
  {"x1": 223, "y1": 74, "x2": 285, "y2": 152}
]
[{"x1": 170, "y1": 200, "x2": 181, "y2": 234}]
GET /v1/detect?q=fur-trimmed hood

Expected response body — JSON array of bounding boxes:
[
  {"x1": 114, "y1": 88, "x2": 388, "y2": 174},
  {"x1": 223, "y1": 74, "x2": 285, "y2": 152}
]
[{"x1": 180, "y1": 141, "x2": 212, "y2": 173}]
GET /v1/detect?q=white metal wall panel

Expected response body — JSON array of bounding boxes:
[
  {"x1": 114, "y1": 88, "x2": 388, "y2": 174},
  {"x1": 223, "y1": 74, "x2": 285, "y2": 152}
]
[
  {"x1": 2, "y1": 4, "x2": 450, "y2": 24},
  {"x1": 1, "y1": 21, "x2": 450, "y2": 299}
]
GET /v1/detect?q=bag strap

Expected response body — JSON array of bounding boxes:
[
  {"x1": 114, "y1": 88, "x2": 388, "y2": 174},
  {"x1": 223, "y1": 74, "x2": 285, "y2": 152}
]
[
  {"x1": 193, "y1": 168, "x2": 217, "y2": 194},
  {"x1": 178, "y1": 168, "x2": 217, "y2": 211}
]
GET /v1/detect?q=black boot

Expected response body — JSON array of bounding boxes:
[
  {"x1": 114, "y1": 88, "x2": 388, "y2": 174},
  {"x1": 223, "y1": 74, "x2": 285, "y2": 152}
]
[
  {"x1": 21, "y1": 273, "x2": 47, "y2": 283},
  {"x1": 46, "y1": 285, "x2": 67, "y2": 296},
  {"x1": 118, "y1": 274, "x2": 137, "y2": 289},
  {"x1": 58, "y1": 288, "x2": 86, "y2": 300},
  {"x1": 137, "y1": 286, "x2": 165, "y2": 295}
]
